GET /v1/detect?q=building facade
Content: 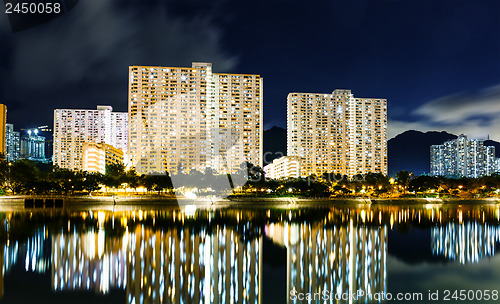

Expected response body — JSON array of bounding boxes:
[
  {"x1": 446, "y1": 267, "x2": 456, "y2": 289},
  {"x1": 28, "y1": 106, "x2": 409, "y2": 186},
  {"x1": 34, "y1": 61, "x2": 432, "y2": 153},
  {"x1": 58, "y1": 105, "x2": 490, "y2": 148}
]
[
  {"x1": 5, "y1": 124, "x2": 20, "y2": 162},
  {"x1": 263, "y1": 156, "x2": 302, "y2": 179},
  {"x1": 287, "y1": 89, "x2": 387, "y2": 177},
  {"x1": 430, "y1": 134, "x2": 498, "y2": 178},
  {"x1": 82, "y1": 142, "x2": 124, "y2": 174},
  {"x1": 20, "y1": 129, "x2": 45, "y2": 160},
  {"x1": 128, "y1": 62, "x2": 263, "y2": 175},
  {"x1": 53, "y1": 106, "x2": 128, "y2": 170},
  {"x1": 0, "y1": 104, "x2": 6, "y2": 155}
]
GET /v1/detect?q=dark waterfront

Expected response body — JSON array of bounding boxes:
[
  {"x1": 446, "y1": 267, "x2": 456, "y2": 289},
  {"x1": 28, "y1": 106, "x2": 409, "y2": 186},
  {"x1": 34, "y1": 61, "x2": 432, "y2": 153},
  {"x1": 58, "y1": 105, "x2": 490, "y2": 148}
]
[{"x1": 0, "y1": 201, "x2": 498, "y2": 303}]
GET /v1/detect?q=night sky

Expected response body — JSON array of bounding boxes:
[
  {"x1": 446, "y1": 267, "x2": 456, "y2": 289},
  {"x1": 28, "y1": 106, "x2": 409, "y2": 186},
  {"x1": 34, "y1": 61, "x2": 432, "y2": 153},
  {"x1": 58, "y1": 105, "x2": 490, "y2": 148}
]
[{"x1": 1, "y1": 0, "x2": 499, "y2": 140}]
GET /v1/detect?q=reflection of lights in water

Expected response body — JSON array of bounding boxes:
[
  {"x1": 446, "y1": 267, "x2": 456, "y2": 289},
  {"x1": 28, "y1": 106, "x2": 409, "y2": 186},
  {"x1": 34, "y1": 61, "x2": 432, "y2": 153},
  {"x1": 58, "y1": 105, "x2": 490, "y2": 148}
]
[
  {"x1": 265, "y1": 221, "x2": 387, "y2": 304},
  {"x1": 22, "y1": 228, "x2": 50, "y2": 273},
  {"x1": 124, "y1": 224, "x2": 261, "y2": 304},
  {"x1": 184, "y1": 205, "x2": 197, "y2": 217},
  {"x1": 7, "y1": 206, "x2": 500, "y2": 303},
  {"x1": 98, "y1": 229, "x2": 105, "y2": 258},
  {"x1": 360, "y1": 210, "x2": 366, "y2": 223},
  {"x1": 97, "y1": 211, "x2": 106, "y2": 227},
  {"x1": 52, "y1": 231, "x2": 127, "y2": 294},
  {"x1": 121, "y1": 217, "x2": 127, "y2": 227},
  {"x1": 431, "y1": 222, "x2": 500, "y2": 264}
]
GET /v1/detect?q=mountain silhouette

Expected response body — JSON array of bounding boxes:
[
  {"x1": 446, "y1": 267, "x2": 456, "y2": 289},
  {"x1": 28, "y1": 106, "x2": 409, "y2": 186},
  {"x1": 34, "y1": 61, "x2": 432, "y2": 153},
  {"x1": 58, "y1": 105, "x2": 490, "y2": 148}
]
[
  {"x1": 388, "y1": 130, "x2": 500, "y2": 176},
  {"x1": 263, "y1": 126, "x2": 287, "y2": 165},
  {"x1": 388, "y1": 130, "x2": 457, "y2": 176},
  {"x1": 263, "y1": 127, "x2": 500, "y2": 176}
]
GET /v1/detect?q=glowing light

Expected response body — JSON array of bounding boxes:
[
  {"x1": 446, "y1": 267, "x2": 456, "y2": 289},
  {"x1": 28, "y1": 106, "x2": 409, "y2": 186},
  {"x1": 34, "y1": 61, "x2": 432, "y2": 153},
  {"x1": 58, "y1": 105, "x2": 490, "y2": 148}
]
[
  {"x1": 185, "y1": 191, "x2": 197, "y2": 200},
  {"x1": 360, "y1": 210, "x2": 366, "y2": 223},
  {"x1": 97, "y1": 211, "x2": 105, "y2": 227},
  {"x1": 184, "y1": 205, "x2": 197, "y2": 217}
]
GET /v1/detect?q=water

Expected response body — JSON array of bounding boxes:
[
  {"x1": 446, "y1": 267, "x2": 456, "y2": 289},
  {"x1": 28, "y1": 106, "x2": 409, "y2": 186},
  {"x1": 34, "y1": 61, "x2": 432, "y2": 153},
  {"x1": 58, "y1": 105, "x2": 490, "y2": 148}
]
[{"x1": 0, "y1": 201, "x2": 499, "y2": 303}]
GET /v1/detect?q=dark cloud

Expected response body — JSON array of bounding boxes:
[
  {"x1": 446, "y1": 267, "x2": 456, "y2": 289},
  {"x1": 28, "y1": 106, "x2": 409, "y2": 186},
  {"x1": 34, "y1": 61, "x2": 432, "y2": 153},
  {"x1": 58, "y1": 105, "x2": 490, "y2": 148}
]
[
  {"x1": 0, "y1": 0, "x2": 236, "y2": 128},
  {"x1": 390, "y1": 84, "x2": 500, "y2": 141},
  {"x1": 1, "y1": 0, "x2": 499, "y2": 137}
]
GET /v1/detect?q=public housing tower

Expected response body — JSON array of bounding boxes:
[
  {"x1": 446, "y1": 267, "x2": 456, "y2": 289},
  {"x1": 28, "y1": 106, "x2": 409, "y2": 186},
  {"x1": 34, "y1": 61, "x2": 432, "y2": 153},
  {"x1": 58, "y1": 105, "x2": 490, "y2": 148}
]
[
  {"x1": 430, "y1": 135, "x2": 498, "y2": 178},
  {"x1": 128, "y1": 62, "x2": 263, "y2": 175},
  {"x1": 287, "y1": 89, "x2": 387, "y2": 177},
  {"x1": 53, "y1": 106, "x2": 128, "y2": 170}
]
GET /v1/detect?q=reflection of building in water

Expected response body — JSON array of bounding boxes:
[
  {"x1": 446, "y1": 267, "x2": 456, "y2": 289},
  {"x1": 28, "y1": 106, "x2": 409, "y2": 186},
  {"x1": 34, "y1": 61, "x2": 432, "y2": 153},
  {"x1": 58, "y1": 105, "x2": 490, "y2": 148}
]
[
  {"x1": 9, "y1": 214, "x2": 263, "y2": 303},
  {"x1": 0, "y1": 239, "x2": 20, "y2": 298},
  {"x1": 3, "y1": 240, "x2": 19, "y2": 274},
  {"x1": 126, "y1": 224, "x2": 261, "y2": 304},
  {"x1": 25, "y1": 228, "x2": 51, "y2": 273},
  {"x1": 126, "y1": 225, "x2": 205, "y2": 303},
  {"x1": 266, "y1": 220, "x2": 387, "y2": 304},
  {"x1": 431, "y1": 222, "x2": 500, "y2": 264},
  {"x1": 208, "y1": 226, "x2": 261, "y2": 304},
  {"x1": 51, "y1": 228, "x2": 127, "y2": 293},
  {"x1": 0, "y1": 229, "x2": 45, "y2": 298}
]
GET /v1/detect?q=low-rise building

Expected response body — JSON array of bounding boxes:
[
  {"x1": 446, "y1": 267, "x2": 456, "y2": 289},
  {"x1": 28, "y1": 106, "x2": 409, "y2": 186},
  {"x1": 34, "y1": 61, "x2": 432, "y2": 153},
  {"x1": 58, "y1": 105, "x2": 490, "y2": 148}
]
[
  {"x1": 82, "y1": 142, "x2": 124, "y2": 174},
  {"x1": 264, "y1": 156, "x2": 302, "y2": 179}
]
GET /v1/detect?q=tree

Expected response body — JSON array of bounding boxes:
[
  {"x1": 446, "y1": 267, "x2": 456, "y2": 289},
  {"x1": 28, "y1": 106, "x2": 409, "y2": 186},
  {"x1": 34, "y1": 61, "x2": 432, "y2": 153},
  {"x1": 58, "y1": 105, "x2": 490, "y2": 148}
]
[
  {"x1": 409, "y1": 175, "x2": 439, "y2": 193},
  {"x1": 124, "y1": 168, "x2": 139, "y2": 192},
  {"x1": 10, "y1": 159, "x2": 39, "y2": 194},
  {"x1": 83, "y1": 172, "x2": 103, "y2": 192},
  {"x1": 51, "y1": 167, "x2": 78, "y2": 194},
  {"x1": 0, "y1": 153, "x2": 9, "y2": 188},
  {"x1": 103, "y1": 163, "x2": 126, "y2": 189},
  {"x1": 396, "y1": 171, "x2": 413, "y2": 194}
]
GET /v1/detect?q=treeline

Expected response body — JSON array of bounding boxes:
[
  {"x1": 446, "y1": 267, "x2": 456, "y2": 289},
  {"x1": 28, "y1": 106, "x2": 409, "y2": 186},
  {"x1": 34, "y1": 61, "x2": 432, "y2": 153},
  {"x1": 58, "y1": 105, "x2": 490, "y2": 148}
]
[
  {"x1": 241, "y1": 170, "x2": 500, "y2": 197},
  {"x1": 0, "y1": 158, "x2": 252, "y2": 195},
  {"x1": 0, "y1": 159, "x2": 175, "y2": 195},
  {"x1": 3, "y1": 155, "x2": 500, "y2": 198},
  {"x1": 241, "y1": 172, "x2": 391, "y2": 197}
]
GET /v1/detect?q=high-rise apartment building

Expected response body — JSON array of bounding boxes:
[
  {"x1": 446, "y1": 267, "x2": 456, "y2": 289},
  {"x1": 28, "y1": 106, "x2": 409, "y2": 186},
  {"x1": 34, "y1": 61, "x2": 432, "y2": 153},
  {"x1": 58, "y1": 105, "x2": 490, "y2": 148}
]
[
  {"x1": 128, "y1": 62, "x2": 263, "y2": 175},
  {"x1": 0, "y1": 104, "x2": 6, "y2": 155},
  {"x1": 5, "y1": 123, "x2": 20, "y2": 162},
  {"x1": 53, "y1": 106, "x2": 128, "y2": 170},
  {"x1": 287, "y1": 89, "x2": 387, "y2": 177},
  {"x1": 430, "y1": 134, "x2": 498, "y2": 178}
]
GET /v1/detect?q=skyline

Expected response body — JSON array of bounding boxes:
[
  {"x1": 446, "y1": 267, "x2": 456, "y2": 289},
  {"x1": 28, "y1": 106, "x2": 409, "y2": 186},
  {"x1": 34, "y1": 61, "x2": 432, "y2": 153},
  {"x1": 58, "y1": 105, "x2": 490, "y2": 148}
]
[{"x1": 0, "y1": 0, "x2": 499, "y2": 140}]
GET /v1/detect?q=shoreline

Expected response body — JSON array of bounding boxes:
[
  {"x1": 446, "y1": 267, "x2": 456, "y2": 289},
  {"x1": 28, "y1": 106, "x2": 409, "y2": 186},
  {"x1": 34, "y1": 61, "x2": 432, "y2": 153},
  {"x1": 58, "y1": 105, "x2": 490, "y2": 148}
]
[{"x1": 0, "y1": 195, "x2": 498, "y2": 206}]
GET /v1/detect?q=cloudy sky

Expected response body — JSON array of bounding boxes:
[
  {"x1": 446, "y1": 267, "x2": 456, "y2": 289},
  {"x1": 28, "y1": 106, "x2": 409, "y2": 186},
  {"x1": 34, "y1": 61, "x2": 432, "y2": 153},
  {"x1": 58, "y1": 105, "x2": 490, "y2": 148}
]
[{"x1": 1, "y1": 0, "x2": 499, "y2": 140}]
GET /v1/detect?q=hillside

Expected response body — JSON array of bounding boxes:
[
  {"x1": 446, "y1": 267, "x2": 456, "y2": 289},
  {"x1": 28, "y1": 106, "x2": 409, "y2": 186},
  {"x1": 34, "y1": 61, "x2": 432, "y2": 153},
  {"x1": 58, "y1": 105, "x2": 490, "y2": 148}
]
[
  {"x1": 263, "y1": 126, "x2": 287, "y2": 165},
  {"x1": 263, "y1": 127, "x2": 499, "y2": 176}
]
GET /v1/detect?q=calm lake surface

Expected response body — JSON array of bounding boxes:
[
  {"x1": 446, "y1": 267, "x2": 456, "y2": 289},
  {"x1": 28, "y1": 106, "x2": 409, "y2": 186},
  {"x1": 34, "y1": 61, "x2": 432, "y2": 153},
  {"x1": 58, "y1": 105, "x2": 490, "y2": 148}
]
[{"x1": 0, "y1": 201, "x2": 499, "y2": 303}]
